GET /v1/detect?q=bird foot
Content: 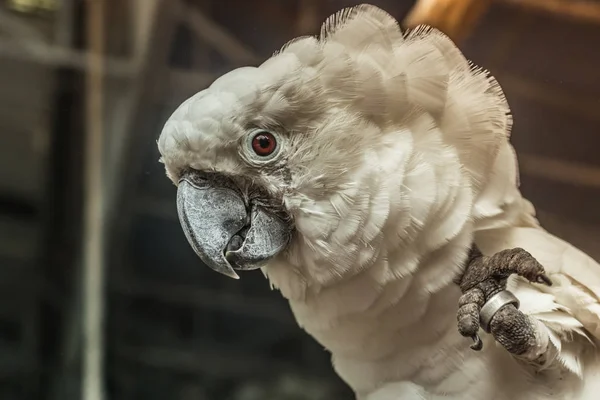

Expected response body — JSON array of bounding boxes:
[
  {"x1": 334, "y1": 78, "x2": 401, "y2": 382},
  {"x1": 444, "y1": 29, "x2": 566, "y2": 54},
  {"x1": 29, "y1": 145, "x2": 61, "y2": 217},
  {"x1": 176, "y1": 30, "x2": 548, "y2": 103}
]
[{"x1": 455, "y1": 246, "x2": 553, "y2": 354}]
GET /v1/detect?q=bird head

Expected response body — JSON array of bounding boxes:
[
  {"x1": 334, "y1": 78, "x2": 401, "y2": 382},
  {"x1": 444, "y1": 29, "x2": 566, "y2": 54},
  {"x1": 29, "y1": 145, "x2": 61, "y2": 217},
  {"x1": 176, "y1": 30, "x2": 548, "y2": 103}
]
[{"x1": 157, "y1": 5, "x2": 511, "y2": 292}]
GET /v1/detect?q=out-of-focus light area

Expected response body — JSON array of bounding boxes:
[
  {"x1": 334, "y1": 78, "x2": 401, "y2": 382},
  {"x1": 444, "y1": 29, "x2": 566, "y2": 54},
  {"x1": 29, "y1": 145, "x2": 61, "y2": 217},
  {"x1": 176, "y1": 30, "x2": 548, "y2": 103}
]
[{"x1": 0, "y1": 0, "x2": 598, "y2": 399}]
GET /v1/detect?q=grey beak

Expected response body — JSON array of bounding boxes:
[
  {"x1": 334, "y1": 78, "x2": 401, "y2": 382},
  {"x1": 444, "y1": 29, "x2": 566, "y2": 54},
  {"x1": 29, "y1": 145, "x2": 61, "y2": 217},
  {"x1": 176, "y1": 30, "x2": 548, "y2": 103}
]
[{"x1": 176, "y1": 173, "x2": 291, "y2": 279}]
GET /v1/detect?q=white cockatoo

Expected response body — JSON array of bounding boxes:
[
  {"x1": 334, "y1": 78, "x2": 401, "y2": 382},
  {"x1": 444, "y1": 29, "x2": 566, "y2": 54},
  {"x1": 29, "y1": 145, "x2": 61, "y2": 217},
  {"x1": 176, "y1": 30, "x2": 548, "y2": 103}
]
[{"x1": 157, "y1": 4, "x2": 600, "y2": 399}]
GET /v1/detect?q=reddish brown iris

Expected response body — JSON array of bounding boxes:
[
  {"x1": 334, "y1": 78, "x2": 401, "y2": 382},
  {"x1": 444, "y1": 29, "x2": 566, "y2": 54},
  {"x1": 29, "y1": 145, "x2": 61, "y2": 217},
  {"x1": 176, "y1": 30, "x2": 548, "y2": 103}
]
[{"x1": 251, "y1": 132, "x2": 277, "y2": 156}]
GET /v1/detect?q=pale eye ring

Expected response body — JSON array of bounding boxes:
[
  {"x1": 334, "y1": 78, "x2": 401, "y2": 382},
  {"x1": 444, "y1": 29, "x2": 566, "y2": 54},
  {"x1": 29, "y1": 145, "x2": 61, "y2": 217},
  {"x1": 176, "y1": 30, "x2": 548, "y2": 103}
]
[{"x1": 245, "y1": 130, "x2": 281, "y2": 161}]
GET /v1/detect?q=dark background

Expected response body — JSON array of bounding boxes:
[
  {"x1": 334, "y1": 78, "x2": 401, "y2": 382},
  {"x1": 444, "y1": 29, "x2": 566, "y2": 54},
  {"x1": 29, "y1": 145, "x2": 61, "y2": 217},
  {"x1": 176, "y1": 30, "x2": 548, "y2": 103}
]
[{"x1": 1, "y1": 0, "x2": 599, "y2": 399}]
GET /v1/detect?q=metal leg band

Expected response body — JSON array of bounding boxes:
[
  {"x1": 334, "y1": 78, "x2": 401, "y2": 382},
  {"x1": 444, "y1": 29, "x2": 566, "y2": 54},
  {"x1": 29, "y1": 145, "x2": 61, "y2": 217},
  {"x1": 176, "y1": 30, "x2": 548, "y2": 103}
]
[{"x1": 479, "y1": 290, "x2": 520, "y2": 333}]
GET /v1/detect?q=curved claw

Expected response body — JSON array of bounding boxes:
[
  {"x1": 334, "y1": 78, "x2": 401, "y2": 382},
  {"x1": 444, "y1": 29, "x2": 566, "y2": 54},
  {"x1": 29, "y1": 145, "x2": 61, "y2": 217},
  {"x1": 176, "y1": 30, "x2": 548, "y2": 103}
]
[
  {"x1": 536, "y1": 274, "x2": 553, "y2": 286},
  {"x1": 470, "y1": 334, "x2": 483, "y2": 351}
]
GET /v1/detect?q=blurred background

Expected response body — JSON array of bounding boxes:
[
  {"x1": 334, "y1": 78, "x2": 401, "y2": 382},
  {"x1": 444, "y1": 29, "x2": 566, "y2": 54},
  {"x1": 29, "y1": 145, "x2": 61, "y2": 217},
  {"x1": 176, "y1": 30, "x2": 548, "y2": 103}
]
[{"x1": 0, "y1": 0, "x2": 599, "y2": 399}]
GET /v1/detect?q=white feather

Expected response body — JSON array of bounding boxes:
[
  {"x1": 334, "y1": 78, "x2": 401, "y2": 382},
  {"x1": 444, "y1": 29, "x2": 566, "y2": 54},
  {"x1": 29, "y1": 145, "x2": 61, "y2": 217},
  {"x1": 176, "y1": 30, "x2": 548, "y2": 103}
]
[{"x1": 157, "y1": 3, "x2": 600, "y2": 399}]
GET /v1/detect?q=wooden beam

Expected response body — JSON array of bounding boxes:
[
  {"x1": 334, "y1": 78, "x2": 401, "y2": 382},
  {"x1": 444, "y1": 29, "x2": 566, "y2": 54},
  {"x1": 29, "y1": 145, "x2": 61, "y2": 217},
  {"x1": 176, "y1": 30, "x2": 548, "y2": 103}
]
[
  {"x1": 0, "y1": 38, "x2": 221, "y2": 95},
  {"x1": 519, "y1": 153, "x2": 600, "y2": 188},
  {"x1": 53, "y1": 0, "x2": 74, "y2": 46},
  {"x1": 496, "y1": 72, "x2": 600, "y2": 123},
  {"x1": 181, "y1": 3, "x2": 259, "y2": 64},
  {"x1": 500, "y1": 0, "x2": 600, "y2": 25},
  {"x1": 0, "y1": 39, "x2": 134, "y2": 77},
  {"x1": 0, "y1": 7, "x2": 45, "y2": 43},
  {"x1": 404, "y1": 0, "x2": 494, "y2": 42},
  {"x1": 82, "y1": 0, "x2": 106, "y2": 399},
  {"x1": 190, "y1": 0, "x2": 212, "y2": 69},
  {"x1": 131, "y1": 0, "x2": 158, "y2": 60}
]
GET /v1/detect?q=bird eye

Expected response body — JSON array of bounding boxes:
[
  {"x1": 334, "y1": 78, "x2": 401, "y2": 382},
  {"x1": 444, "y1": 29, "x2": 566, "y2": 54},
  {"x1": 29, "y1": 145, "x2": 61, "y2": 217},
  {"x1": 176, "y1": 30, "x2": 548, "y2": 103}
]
[{"x1": 250, "y1": 131, "x2": 278, "y2": 157}]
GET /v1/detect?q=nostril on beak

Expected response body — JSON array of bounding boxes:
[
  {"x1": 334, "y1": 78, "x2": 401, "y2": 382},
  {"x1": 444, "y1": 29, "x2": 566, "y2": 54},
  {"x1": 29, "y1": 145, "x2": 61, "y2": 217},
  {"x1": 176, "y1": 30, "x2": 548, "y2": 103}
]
[
  {"x1": 225, "y1": 226, "x2": 249, "y2": 254},
  {"x1": 226, "y1": 235, "x2": 244, "y2": 253}
]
